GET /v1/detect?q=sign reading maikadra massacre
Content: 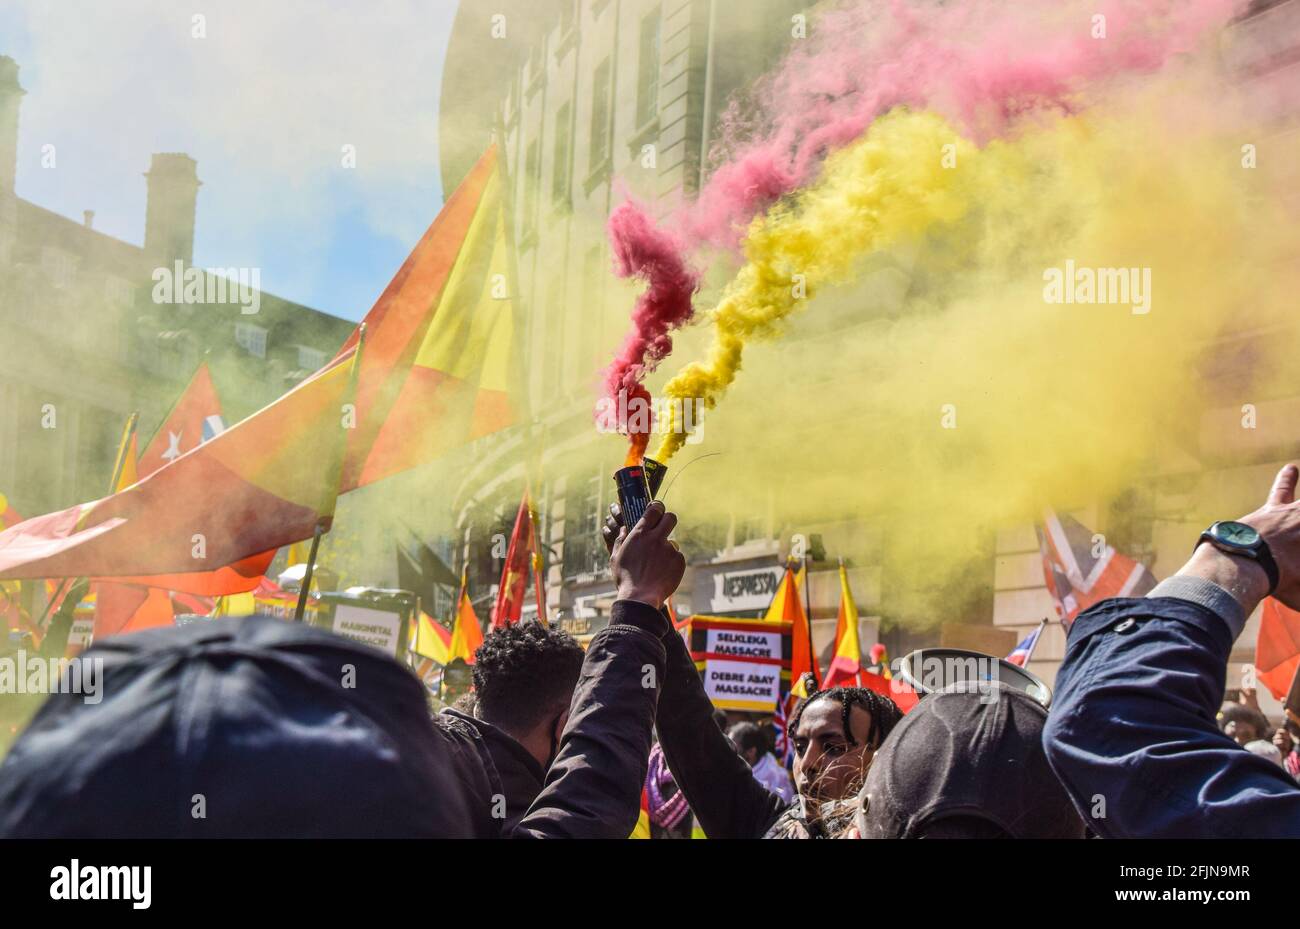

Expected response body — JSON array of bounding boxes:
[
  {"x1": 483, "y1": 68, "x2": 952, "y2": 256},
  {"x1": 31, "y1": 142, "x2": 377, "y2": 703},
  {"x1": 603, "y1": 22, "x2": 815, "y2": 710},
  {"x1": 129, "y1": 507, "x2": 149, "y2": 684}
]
[
  {"x1": 689, "y1": 616, "x2": 792, "y2": 712},
  {"x1": 331, "y1": 604, "x2": 402, "y2": 657}
]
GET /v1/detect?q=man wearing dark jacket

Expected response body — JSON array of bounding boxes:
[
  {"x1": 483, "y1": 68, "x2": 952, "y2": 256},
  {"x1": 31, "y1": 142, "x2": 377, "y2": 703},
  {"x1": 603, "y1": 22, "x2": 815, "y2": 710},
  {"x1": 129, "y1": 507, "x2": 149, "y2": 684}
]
[
  {"x1": 602, "y1": 505, "x2": 901, "y2": 838},
  {"x1": 1044, "y1": 463, "x2": 1300, "y2": 838},
  {"x1": 441, "y1": 622, "x2": 586, "y2": 833}
]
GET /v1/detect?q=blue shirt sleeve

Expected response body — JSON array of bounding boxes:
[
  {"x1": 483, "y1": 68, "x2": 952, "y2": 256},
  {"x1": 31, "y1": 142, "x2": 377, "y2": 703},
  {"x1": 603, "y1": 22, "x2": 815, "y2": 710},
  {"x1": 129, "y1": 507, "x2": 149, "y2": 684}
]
[{"x1": 1043, "y1": 596, "x2": 1300, "y2": 838}]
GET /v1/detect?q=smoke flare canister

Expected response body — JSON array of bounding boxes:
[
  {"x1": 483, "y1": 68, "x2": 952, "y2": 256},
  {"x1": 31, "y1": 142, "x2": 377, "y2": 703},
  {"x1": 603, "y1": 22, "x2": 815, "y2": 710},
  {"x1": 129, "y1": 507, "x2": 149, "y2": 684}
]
[
  {"x1": 614, "y1": 466, "x2": 653, "y2": 527},
  {"x1": 642, "y1": 457, "x2": 666, "y2": 498}
]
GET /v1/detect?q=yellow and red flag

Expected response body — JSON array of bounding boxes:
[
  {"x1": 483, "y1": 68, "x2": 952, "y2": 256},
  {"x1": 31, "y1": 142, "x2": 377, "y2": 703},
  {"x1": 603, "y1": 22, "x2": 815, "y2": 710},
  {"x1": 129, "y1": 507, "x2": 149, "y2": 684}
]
[
  {"x1": 333, "y1": 145, "x2": 518, "y2": 490},
  {"x1": 823, "y1": 563, "x2": 864, "y2": 689},
  {"x1": 765, "y1": 565, "x2": 820, "y2": 690},
  {"x1": 629, "y1": 787, "x2": 652, "y2": 839},
  {"x1": 492, "y1": 492, "x2": 537, "y2": 629},
  {"x1": 412, "y1": 611, "x2": 454, "y2": 665},
  {"x1": 411, "y1": 569, "x2": 484, "y2": 666},
  {"x1": 0, "y1": 348, "x2": 359, "y2": 584}
]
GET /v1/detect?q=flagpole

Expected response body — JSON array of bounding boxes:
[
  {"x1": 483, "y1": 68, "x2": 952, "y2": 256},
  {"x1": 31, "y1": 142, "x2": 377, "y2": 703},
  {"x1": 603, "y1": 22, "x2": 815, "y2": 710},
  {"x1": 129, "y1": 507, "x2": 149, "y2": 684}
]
[
  {"x1": 37, "y1": 411, "x2": 139, "y2": 633},
  {"x1": 1283, "y1": 657, "x2": 1300, "y2": 731},
  {"x1": 292, "y1": 522, "x2": 324, "y2": 623},
  {"x1": 1022, "y1": 617, "x2": 1050, "y2": 665},
  {"x1": 802, "y1": 553, "x2": 818, "y2": 686}
]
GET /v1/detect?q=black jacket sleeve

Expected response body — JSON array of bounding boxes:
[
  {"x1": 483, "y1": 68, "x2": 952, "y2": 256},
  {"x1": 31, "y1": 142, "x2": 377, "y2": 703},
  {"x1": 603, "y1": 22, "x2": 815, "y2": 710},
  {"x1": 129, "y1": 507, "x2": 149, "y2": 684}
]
[
  {"x1": 509, "y1": 601, "x2": 668, "y2": 838},
  {"x1": 654, "y1": 609, "x2": 788, "y2": 838}
]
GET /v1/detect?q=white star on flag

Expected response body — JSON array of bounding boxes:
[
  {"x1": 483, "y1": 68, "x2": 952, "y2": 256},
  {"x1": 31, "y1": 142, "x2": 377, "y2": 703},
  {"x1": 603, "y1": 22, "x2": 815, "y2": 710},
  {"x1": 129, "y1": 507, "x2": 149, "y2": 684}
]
[{"x1": 162, "y1": 430, "x2": 183, "y2": 462}]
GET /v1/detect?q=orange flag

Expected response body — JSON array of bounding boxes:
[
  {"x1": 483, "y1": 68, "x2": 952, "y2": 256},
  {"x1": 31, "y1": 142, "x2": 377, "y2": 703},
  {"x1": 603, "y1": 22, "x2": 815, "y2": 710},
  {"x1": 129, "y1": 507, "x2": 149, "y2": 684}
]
[
  {"x1": 1257, "y1": 598, "x2": 1300, "y2": 702},
  {"x1": 449, "y1": 570, "x2": 484, "y2": 664},
  {"x1": 765, "y1": 564, "x2": 820, "y2": 690},
  {"x1": 332, "y1": 145, "x2": 517, "y2": 490}
]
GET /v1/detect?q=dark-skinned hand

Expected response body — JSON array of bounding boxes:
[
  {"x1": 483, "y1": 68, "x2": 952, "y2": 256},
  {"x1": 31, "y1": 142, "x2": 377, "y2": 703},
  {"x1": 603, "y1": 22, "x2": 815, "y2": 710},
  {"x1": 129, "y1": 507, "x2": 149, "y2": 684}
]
[{"x1": 607, "y1": 500, "x2": 685, "y2": 610}]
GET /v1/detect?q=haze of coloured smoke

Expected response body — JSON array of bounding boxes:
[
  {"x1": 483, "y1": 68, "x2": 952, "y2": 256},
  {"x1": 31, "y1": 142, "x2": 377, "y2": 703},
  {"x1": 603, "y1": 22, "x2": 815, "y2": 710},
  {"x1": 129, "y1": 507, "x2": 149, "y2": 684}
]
[{"x1": 601, "y1": 0, "x2": 1241, "y2": 454}]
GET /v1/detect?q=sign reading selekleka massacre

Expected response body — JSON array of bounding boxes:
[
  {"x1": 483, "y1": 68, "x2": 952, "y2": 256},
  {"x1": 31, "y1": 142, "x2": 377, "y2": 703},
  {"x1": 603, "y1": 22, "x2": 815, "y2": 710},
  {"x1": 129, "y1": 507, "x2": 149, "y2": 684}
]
[{"x1": 688, "y1": 615, "x2": 792, "y2": 712}]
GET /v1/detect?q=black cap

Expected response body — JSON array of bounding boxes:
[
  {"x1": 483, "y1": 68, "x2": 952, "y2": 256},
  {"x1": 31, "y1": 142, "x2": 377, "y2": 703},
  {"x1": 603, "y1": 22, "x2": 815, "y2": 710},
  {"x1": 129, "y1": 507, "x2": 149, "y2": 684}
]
[
  {"x1": 855, "y1": 682, "x2": 1085, "y2": 839},
  {"x1": 0, "y1": 615, "x2": 496, "y2": 837}
]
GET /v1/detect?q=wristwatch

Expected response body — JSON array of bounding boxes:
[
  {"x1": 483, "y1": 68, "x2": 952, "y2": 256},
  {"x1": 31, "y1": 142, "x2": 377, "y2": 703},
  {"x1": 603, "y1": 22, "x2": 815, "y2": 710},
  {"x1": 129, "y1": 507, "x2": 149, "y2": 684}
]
[{"x1": 1197, "y1": 521, "x2": 1279, "y2": 595}]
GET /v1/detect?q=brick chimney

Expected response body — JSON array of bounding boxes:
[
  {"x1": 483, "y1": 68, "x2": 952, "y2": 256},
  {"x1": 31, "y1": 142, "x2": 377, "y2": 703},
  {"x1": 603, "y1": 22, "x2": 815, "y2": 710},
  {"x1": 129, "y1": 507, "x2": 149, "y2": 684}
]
[{"x1": 143, "y1": 152, "x2": 200, "y2": 266}]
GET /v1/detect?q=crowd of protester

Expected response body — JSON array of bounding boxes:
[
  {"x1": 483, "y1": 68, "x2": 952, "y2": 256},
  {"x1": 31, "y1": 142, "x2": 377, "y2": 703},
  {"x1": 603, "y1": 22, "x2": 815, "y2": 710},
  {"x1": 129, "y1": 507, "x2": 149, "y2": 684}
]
[{"x1": 3, "y1": 464, "x2": 1300, "y2": 838}]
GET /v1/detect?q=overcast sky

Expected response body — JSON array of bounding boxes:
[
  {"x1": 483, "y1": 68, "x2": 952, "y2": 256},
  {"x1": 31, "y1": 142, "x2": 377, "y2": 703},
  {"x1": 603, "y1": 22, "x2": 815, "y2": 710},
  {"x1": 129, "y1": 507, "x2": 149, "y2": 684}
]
[{"x1": 0, "y1": 0, "x2": 459, "y2": 321}]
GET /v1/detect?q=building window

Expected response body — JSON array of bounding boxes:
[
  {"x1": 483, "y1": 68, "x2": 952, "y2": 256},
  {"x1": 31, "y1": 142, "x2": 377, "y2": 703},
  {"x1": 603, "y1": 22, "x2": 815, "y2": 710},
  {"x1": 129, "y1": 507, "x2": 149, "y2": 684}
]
[
  {"x1": 527, "y1": 44, "x2": 542, "y2": 86},
  {"x1": 636, "y1": 10, "x2": 661, "y2": 129},
  {"x1": 106, "y1": 276, "x2": 135, "y2": 307},
  {"x1": 563, "y1": 469, "x2": 605, "y2": 579},
  {"x1": 41, "y1": 247, "x2": 75, "y2": 289},
  {"x1": 552, "y1": 101, "x2": 572, "y2": 204},
  {"x1": 581, "y1": 246, "x2": 604, "y2": 373},
  {"x1": 297, "y1": 345, "x2": 326, "y2": 371},
  {"x1": 523, "y1": 138, "x2": 541, "y2": 238},
  {"x1": 589, "y1": 57, "x2": 612, "y2": 171},
  {"x1": 545, "y1": 274, "x2": 565, "y2": 399},
  {"x1": 235, "y1": 322, "x2": 267, "y2": 359}
]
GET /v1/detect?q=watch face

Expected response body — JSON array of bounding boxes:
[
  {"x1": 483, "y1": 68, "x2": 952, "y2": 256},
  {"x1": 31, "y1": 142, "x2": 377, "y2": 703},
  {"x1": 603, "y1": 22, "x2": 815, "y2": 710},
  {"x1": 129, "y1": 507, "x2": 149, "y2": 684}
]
[{"x1": 1215, "y1": 521, "x2": 1260, "y2": 547}]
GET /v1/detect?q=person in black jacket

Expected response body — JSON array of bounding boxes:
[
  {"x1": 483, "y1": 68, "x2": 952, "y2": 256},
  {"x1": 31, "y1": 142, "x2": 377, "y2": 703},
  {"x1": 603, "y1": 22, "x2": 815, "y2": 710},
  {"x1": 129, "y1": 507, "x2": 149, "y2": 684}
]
[
  {"x1": 441, "y1": 621, "x2": 586, "y2": 833},
  {"x1": 603, "y1": 504, "x2": 902, "y2": 838}
]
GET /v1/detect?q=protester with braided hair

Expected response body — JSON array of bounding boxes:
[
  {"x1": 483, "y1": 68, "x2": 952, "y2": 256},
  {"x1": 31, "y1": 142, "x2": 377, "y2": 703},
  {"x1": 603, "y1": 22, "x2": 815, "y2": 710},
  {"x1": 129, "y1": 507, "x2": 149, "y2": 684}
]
[{"x1": 762, "y1": 682, "x2": 904, "y2": 838}]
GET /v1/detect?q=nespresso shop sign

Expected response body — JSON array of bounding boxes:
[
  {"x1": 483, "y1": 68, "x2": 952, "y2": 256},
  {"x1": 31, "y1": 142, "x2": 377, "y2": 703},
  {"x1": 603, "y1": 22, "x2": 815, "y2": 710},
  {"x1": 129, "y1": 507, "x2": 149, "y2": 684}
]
[{"x1": 706, "y1": 565, "x2": 784, "y2": 613}]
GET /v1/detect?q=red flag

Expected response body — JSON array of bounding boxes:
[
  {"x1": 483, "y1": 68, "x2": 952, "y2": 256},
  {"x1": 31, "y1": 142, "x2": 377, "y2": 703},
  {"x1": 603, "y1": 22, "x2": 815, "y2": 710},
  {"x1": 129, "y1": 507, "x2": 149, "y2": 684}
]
[
  {"x1": 107, "y1": 364, "x2": 277, "y2": 596},
  {"x1": 0, "y1": 348, "x2": 359, "y2": 583},
  {"x1": 858, "y1": 667, "x2": 919, "y2": 712},
  {"x1": 1257, "y1": 598, "x2": 1300, "y2": 702},
  {"x1": 137, "y1": 363, "x2": 225, "y2": 476},
  {"x1": 493, "y1": 493, "x2": 536, "y2": 629},
  {"x1": 765, "y1": 566, "x2": 820, "y2": 689}
]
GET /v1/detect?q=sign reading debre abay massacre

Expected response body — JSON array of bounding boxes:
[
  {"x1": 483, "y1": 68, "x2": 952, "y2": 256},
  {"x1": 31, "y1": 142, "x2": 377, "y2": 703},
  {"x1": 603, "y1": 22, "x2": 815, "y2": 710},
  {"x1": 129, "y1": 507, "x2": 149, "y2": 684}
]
[{"x1": 688, "y1": 615, "x2": 792, "y2": 712}]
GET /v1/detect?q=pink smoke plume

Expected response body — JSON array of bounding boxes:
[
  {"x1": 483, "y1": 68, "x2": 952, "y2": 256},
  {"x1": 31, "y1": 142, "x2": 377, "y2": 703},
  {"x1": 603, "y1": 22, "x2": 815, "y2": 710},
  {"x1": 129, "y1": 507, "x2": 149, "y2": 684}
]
[
  {"x1": 599, "y1": 199, "x2": 700, "y2": 462},
  {"x1": 598, "y1": 0, "x2": 1242, "y2": 426}
]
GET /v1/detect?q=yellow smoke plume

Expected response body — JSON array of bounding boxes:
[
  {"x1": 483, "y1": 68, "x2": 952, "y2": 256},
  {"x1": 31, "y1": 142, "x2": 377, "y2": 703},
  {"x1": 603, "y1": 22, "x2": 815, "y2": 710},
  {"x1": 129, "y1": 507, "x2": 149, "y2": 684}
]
[{"x1": 650, "y1": 62, "x2": 1299, "y2": 624}]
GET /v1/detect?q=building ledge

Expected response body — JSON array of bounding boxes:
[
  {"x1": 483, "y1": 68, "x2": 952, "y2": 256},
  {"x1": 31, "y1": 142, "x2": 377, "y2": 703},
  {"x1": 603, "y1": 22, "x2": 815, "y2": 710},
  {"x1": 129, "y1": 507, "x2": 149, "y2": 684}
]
[
  {"x1": 627, "y1": 117, "x2": 660, "y2": 158},
  {"x1": 554, "y1": 26, "x2": 578, "y2": 61},
  {"x1": 583, "y1": 156, "x2": 612, "y2": 195}
]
